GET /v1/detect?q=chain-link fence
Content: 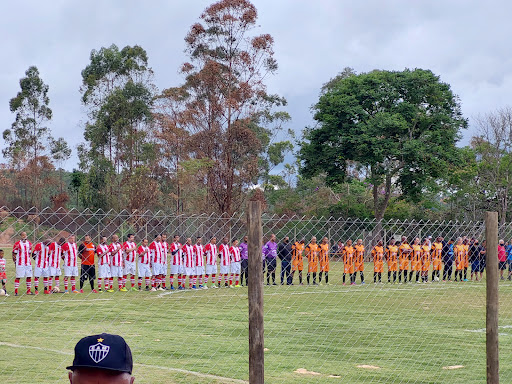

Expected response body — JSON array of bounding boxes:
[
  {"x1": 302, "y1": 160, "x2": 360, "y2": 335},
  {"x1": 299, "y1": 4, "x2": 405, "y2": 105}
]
[{"x1": 1, "y1": 206, "x2": 511, "y2": 383}]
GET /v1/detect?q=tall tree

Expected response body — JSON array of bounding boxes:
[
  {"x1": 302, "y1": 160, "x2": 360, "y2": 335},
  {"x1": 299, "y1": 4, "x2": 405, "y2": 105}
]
[
  {"x1": 156, "y1": 0, "x2": 290, "y2": 215},
  {"x1": 79, "y1": 44, "x2": 156, "y2": 210},
  {"x1": 300, "y1": 68, "x2": 467, "y2": 221},
  {"x1": 2, "y1": 66, "x2": 59, "y2": 207}
]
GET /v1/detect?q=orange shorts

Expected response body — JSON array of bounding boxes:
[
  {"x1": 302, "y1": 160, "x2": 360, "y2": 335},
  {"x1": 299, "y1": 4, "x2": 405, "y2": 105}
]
[
  {"x1": 343, "y1": 263, "x2": 354, "y2": 274},
  {"x1": 411, "y1": 261, "x2": 421, "y2": 271},
  {"x1": 432, "y1": 260, "x2": 442, "y2": 271},
  {"x1": 421, "y1": 261, "x2": 430, "y2": 271},
  {"x1": 320, "y1": 261, "x2": 329, "y2": 272},
  {"x1": 354, "y1": 262, "x2": 364, "y2": 272},
  {"x1": 399, "y1": 260, "x2": 409, "y2": 270},
  {"x1": 388, "y1": 262, "x2": 398, "y2": 272},
  {"x1": 374, "y1": 262, "x2": 383, "y2": 273},
  {"x1": 308, "y1": 261, "x2": 318, "y2": 273},
  {"x1": 292, "y1": 257, "x2": 303, "y2": 271}
]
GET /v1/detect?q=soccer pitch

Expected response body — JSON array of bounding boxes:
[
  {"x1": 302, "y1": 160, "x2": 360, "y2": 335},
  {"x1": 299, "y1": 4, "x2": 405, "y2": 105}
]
[{"x1": 2, "y1": 256, "x2": 512, "y2": 383}]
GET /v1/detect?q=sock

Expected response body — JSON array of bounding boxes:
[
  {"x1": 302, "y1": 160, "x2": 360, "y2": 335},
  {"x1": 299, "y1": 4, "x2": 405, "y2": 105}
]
[
  {"x1": 138, "y1": 278, "x2": 142, "y2": 288},
  {"x1": 15, "y1": 278, "x2": 20, "y2": 294},
  {"x1": 55, "y1": 276, "x2": 60, "y2": 287},
  {"x1": 64, "y1": 278, "x2": 69, "y2": 291},
  {"x1": 235, "y1": 274, "x2": 240, "y2": 285},
  {"x1": 388, "y1": 271, "x2": 391, "y2": 282},
  {"x1": 307, "y1": 273, "x2": 310, "y2": 284},
  {"x1": 199, "y1": 276, "x2": 204, "y2": 285},
  {"x1": 217, "y1": 274, "x2": 221, "y2": 284},
  {"x1": 161, "y1": 276, "x2": 166, "y2": 288},
  {"x1": 299, "y1": 273, "x2": 302, "y2": 284},
  {"x1": 145, "y1": 277, "x2": 150, "y2": 287},
  {"x1": 90, "y1": 278, "x2": 94, "y2": 290},
  {"x1": 360, "y1": 271, "x2": 365, "y2": 283},
  {"x1": 109, "y1": 278, "x2": 113, "y2": 290},
  {"x1": 43, "y1": 277, "x2": 48, "y2": 291},
  {"x1": 26, "y1": 278, "x2": 32, "y2": 291},
  {"x1": 34, "y1": 278, "x2": 39, "y2": 291},
  {"x1": 229, "y1": 275, "x2": 233, "y2": 285},
  {"x1": 170, "y1": 274, "x2": 174, "y2": 286},
  {"x1": 71, "y1": 277, "x2": 76, "y2": 291},
  {"x1": 325, "y1": 272, "x2": 329, "y2": 284},
  {"x1": 98, "y1": 279, "x2": 102, "y2": 290},
  {"x1": 319, "y1": 272, "x2": 323, "y2": 282},
  {"x1": 123, "y1": 275, "x2": 127, "y2": 288},
  {"x1": 343, "y1": 273, "x2": 346, "y2": 283},
  {"x1": 374, "y1": 273, "x2": 377, "y2": 282}
]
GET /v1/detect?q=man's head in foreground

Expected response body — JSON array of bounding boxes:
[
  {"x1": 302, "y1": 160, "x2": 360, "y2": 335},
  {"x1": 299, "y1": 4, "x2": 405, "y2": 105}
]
[{"x1": 68, "y1": 333, "x2": 134, "y2": 384}]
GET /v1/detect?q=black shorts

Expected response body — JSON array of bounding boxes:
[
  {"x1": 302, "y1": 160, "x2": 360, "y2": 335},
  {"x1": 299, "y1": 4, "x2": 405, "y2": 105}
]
[
  {"x1": 499, "y1": 261, "x2": 508, "y2": 270},
  {"x1": 81, "y1": 265, "x2": 96, "y2": 280},
  {"x1": 266, "y1": 258, "x2": 277, "y2": 272}
]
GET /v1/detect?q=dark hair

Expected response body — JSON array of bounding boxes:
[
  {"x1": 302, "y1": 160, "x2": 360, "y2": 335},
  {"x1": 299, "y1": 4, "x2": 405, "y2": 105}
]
[
  {"x1": 196, "y1": 236, "x2": 202, "y2": 240},
  {"x1": 59, "y1": 237, "x2": 66, "y2": 243},
  {"x1": 127, "y1": 233, "x2": 134, "y2": 238}
]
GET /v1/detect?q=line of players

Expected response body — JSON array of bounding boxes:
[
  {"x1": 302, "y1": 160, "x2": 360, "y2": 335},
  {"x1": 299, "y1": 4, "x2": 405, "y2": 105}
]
[{"x1": 9, "y1": 231, "x2": 243, "y2": 296}]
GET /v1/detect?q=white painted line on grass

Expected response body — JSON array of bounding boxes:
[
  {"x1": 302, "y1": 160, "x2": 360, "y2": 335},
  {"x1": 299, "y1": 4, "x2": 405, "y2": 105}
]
[
  {"x1": 0, "y1": 342, "x2": 248, "y2": 383},
  {"x1": 0, "y1": 298, "x2": 114, "y2": 305}
]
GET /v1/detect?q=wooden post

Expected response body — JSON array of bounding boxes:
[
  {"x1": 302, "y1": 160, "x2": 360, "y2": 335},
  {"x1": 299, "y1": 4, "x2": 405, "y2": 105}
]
[
  {"x1": 247, "y1": 201, "x2": 264, "y2": 384},
  {"x1": 485, "y1": 211, "x2": 499, "y2": 384}
]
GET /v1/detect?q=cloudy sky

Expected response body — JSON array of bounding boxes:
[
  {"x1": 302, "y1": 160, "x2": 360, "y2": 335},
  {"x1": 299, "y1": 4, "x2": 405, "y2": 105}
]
[{"x1": 1, "y1": 0, "x2": 510, "y2": 169}]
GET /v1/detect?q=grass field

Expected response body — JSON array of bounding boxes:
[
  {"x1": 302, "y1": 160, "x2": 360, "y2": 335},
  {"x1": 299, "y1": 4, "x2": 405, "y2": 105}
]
[{"x1": 1, "y1": 251, "x2": 512, "y2": 384}]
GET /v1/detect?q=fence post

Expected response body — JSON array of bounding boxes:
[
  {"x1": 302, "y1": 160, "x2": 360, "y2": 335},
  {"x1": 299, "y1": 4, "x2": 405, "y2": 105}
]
[
  {"x1": 248, "y1": 201, "x2": 264, "y2": 384},
  {"x1": 485, "y1": 211, "x2": 499, "y2": 384}
]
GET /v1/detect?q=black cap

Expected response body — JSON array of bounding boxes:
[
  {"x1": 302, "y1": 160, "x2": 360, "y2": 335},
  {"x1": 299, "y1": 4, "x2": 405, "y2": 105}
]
[{"x1": 67, "y1": 333, "x2": 133, "y2": 374}]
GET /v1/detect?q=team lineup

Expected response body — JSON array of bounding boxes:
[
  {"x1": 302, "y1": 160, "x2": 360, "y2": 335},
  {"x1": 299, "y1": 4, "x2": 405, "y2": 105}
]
[{"x1": 0, "y1": 231, "x2": 493, "y2": 297}]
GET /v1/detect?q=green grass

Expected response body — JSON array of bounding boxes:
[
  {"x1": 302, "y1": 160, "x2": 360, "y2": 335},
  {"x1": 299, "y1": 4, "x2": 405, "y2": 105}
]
[{"x1": 1, "y1": 251, "x2": 512, "y2": 383}]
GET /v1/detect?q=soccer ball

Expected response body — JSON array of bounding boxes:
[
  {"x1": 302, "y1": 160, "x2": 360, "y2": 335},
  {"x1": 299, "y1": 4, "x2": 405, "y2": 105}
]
[
  {"x1": 434, "y1": 276, "x2": 440, "y2": 282},
  {"x1": 52, "y1": 286, "x2": 61, "y2": 293},
  {"x1": 0, "y1": 289, "x2": 5, "y2": 296}
]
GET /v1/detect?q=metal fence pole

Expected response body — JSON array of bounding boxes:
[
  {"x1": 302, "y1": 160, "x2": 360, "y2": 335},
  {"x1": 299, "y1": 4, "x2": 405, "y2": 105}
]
[
  {"x1": 248, "y1": 201, "x2": 264, "y2": 384},
  {"x1": 486, "y1": 211, "x2": 499, "y2": 384}
]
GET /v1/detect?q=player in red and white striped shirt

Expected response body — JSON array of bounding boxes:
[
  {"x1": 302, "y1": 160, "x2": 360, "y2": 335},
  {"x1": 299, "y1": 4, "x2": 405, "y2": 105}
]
[
  {"x1": 96, "y1": 236, "x2": 112, "y2": 292},
  {"x1": 149, "y1": 235, "x2": 164, "y2": 291},
  {"x1": 182, "y1": 238, "x2": 196, "y2": 288},
  {"x1": 160, "y1": 234, "x2": 169, "y2": 289},
  {"x1": 170, "y1": 235, "x2": 184, "y2": 290},
  {"x1": 218, "y1": 237, "x2": 231, "y2": 287},
  {"x1": 137, "y1": 239, "x2": 151, "y2": 290},
  {"x1": 204, "y1": 237, "x2": 218, "y2": 288},
  {"x1": 62, "y1": 235, "x2": 79, "y2": 293},
  {"x1": 123, "y1": 234, "x2": 138, "y2": 291},
  {"x1": 0, "y1": 250, "x2": 7, "y2": 295},
  {"x1": 109, "y1": 235, "x2": 126, "y2": 291},
  {"x1": 48, "y1": 237, "x2": 64, "y2": 292},
  {"x1": 12, "y1": 232, "x2": 33, "y2": 296},
  {"x1": 194, "y1": 237, "x2": 206, "y2": 289},
  {"x1": 32, "y1": 240, "x2": 50, "y2": 294},
  {"x1": 229, "y1": 239, "x2": 242, "y2": 287}
]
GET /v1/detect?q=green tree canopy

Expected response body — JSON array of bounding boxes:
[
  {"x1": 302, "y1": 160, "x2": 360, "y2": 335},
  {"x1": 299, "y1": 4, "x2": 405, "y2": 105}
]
[{"x1": 300, "y1": 68, "x2": 467, "y2": 220}]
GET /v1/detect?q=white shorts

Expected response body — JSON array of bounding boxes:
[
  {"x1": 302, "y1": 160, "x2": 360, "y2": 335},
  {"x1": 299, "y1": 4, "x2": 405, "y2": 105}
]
[
  {"x1": 49, "y1": 267, "x2": 61, "y2": 277},
  {"x1": 196, "y1": 266, "x2": 205, "y2": 276},
  {"x1": 110, "y1": 265, "x2": 123, "y2": 278},
  {"x1": 124, "y1": 261, "x2": 136, "y2": 276},
  {"x1": 64, "y1": 266, "x2": 78, "y2": 277},
  {"x1": 98, "y1": 264, "x2": 112, "y2": 279},
  {"x1": 220, "y1": 265, "x2": 230, "y2": 275},
  {"x1": 138, "y1": 263, "x2": 151, "y2": 278},
  {"x1": 152, "y1": 263, "x2": 165, "y2": 276},
  {"x1": 34, "y1": 267, "x2": 50, "y2": 278},
  {"x1": 184, "y1": 267, "x2": 195, "y2": 276},
  {"x1": 230, "y1": 262, "x2": 241, "y2": 274},
  {"x1": 16, "y1": 265, "x2": 33, "y2": 278},
  {"x1": 206, "y1": 264, "x2": 217, "y2": 275},
  {"x1": 161, "y1": 262, "x2": 168, "y2": 275},
  {"x1": 170, "y1": 264, "x2": 184, "y2": 275}
]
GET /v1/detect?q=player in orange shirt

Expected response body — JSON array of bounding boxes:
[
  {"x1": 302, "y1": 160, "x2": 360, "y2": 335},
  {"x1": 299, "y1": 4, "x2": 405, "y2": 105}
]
[
  {"x1": 462, "y1": 238, "x2": 470, "y2": 281},
  {"x1": 372, "y1": 240, "x2": 385, "y2": 283},
  {"x1": 410, "y1": 238, "x2": 422, "y2": 283},
  {"x1": 421, "y1": 239, "x2": 431, "y2": 283},
  {"x1": 305, "y1": 237, "x2": 320, "y2": 285},
  {"x1": 431, "y1": 237, "x2": 443, "y2": 282},
  {"x1": 398, "y1": 237, "x2": 412, "y2": 284},
  {"x1": 354, "y1": 239, "x2": 365, "y2": 284},
  {"x1": 454, "y1": 238, "x2": 465, "y2": 282},
  {"x1": 386, "y1": 239, "x2": 399, "y2": 283},
  {"x1": 342, "y1": 240, "x2": 355, "y2": 285},
  {"x1": 291, "y1": 239, "x2": 305, "y2": 285},
  {"x1": 318, "y1": 237, "x2": 330, "y2": 285}
]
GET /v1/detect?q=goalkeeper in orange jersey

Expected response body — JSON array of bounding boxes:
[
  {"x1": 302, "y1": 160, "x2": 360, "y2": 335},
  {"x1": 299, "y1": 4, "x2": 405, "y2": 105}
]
[
  {"x1": 410, "y1": 237, "x2": 422, "y2": 283},
  {"x1": 305, "y1": 237, "x2": 320, "y2": 285},
  {"x1": 342, "y1": 240, "x2": 355, "y2": 285},
  {"x1": 398, "y1": 237, "x2": 412, "y2": 283},
  {"x1": 318, "y1": 237, "x2": 330, "y2": 284},
  {"x1": 354, "y1": 239, "x2": 365, "y2": 284},
  {"x1": 372, "y1": 240, "x2": 384, "y2": 283},
  {"x1": 386, "y1": 239, "x2": 398, "y2": 283}
]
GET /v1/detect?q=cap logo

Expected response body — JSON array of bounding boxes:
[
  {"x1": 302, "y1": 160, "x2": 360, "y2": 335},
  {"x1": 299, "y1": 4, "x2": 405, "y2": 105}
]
[{"x1": 89, "y1": 342, "x2": 110, "y2": 363}]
